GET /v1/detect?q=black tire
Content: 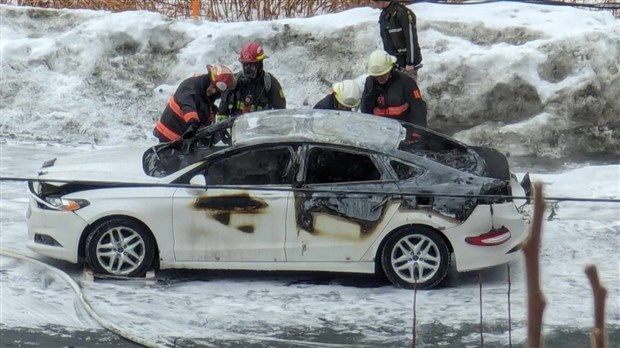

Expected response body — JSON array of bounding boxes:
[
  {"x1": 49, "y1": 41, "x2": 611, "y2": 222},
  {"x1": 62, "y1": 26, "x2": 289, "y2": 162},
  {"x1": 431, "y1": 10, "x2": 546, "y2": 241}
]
[
  {"x1": 85, "y1": 218, "x2": 155, "y2": 277},
  {"x1": 381, "y1": 226, "x2": 450, "y2": 289}
]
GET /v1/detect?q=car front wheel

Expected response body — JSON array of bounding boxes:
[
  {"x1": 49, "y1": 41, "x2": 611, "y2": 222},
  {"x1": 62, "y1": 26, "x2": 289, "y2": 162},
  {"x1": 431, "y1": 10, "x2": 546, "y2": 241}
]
[
  {"x1": 85, "y1": 218, "x2": 154, "y2": 277},
  {"x1": 381, "y1": 226, "x2": 450, "y2": 289}
]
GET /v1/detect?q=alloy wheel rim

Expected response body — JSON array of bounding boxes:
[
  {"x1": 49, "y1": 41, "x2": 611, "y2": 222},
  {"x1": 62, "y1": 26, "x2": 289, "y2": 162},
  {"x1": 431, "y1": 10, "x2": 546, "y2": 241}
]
[
  {"x1": 390, "y1": 234, "x2": 441, "y2": 284},
  {"x1": 96, "y1": 226, "x2": 145, "y2": 276}
]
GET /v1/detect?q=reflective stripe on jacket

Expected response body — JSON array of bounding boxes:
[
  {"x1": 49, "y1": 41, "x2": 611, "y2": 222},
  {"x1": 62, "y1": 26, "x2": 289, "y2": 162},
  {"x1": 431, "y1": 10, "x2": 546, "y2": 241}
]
[
  {"x1": 373, "y1": 103, "x2": 409, "y2": 117},
  {"x1": 153, "y1": 74, "x2": 220, "y2": 142},
  {"x1": 168, "y1": 96, "x2": 199, "y2": 123},
  {"x1": 379, "y1": 2, "x2": 422, "y2": 67},
  {"x1": 154, "y1": 121, "x2": 181, "y2": 142},
  {"x1": 218, "y1": 70, "x2": 286, "y2": 117}
]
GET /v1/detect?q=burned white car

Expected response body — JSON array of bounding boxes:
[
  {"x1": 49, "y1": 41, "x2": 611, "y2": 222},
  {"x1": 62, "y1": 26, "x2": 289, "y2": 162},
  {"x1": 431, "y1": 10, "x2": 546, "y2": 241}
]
[{"x1": 27, "y1": 110, "x2": 530, "y2": 289}]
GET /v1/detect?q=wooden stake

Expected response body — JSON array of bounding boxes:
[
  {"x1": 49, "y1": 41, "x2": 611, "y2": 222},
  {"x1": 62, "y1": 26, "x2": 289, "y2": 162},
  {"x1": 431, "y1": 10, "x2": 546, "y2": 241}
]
[
  {"x1": 507, "y1": 263, "x2": 512, "y2": 347},
  {"x1": 479, "y1": 271, "x2": 484, "y2": 347},
  {"x1": 412, "y1": 280, "x2": 417, "y2": 348},
  {"x1": 584, "y1": 264, "x2": 608, "y2": 348},
  {"x1": 522, "y1": 182, "x2": 547, "y2": 348}
]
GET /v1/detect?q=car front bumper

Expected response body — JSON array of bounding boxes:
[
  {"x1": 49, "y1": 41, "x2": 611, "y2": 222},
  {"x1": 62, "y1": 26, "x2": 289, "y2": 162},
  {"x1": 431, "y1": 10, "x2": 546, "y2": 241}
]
[{"x1": 26, "y1": 198, "x2": 87, "y2": 264}]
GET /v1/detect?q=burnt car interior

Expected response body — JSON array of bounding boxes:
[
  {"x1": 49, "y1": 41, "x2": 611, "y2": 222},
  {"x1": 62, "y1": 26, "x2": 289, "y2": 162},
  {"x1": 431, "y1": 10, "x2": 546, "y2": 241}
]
[
  {"x1": 142, "y1": 116, "x2": 511, "y2": 196},
  {"x1": 398, "y1": 124, "x2": 482, "y2": 175},
  {"x1": 389, "y1": 160, "x2": 425, "y2": 180},
  {"x1": 305, "y1": 147, "x2": 382, "y2": 184},
  {"x1": 205, "y1": 147, "x2": 294, "y2": 186}
]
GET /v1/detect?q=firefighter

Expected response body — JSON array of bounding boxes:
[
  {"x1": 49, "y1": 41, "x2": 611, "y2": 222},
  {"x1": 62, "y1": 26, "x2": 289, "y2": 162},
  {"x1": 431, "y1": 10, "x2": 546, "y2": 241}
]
[
  {"x1": 153, "y1": 65, "x2": 235, "y2": 143},
  {"x1": 216, "y1": 42, "x2": 286, "y2": 121},
  {"x1": 361, "y1": 50, "x2": 427, "y2": 127},
  {"x1": 313, "y1": 80, "x2": 362, "y2": 111},
  {"x1": 370, "y1": 0, "x2": 423, "y2": 80}
]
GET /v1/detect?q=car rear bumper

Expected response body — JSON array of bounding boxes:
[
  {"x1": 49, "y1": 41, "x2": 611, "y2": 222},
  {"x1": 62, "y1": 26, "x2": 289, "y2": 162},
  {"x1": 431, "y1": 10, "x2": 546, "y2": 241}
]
[
  {"x1": 26, "y1": 198, "x2": 87, "y2": 264},
  {"x1": 448, "y1": 202, "x2": 529, "y2": 272}
]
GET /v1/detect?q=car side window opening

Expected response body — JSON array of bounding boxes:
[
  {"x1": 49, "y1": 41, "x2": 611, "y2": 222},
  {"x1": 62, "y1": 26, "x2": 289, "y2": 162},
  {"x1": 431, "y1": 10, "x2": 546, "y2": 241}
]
[
  {"x1": 305, "y1": 147, "x2": 381, "y2": 184},
  {"x1": 206, "y1": 147, "x2": 293, "y2": 185},
  {"x1": 390, "y1": 160, "x2": 424, "y2": 180}
]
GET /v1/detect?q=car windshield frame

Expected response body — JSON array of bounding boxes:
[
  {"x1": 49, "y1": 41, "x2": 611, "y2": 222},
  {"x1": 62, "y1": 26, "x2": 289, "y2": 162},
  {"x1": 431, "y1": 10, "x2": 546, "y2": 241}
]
[{"x1": 142, "y1": 118, "x2": 235, "y2": 178}]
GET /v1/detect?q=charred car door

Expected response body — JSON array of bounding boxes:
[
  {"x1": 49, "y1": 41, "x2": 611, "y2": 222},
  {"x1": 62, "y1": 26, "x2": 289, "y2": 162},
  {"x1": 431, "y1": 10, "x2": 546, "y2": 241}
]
[
  {"x1": 285, "y1": 145, "x2": 400, "y2": 262},
  {"x1": 172, "y1": 145, "x2": 295, "y2": 262}
]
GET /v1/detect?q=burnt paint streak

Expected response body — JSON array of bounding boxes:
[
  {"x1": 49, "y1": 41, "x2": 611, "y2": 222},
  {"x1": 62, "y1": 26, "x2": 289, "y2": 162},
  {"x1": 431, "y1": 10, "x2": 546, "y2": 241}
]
[
  {"x1": 194, "y1": 194, "x2": 268, "y2": 234},
  {"x1": 213, "y1": 212, "x2": 230, "y2": 225},
  {"x1": 193, "y1": 194, "x2": 268, "y2": 212},
  {"x1": 238, "y1": 225, "x2": 255, "y2": 233}
]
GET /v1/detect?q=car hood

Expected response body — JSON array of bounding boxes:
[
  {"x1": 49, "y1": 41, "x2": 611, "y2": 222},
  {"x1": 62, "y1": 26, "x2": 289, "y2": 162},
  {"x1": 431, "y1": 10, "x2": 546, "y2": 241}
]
[{"x1": 36, "y1": 145, "x2": 158, "y2": 183}]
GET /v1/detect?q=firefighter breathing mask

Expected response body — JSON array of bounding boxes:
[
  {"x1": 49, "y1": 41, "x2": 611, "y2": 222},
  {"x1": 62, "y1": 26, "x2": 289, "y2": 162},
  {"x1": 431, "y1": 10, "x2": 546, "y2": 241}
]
[
  {"x1": 242, "y1": 61, "x2": 263, "y2": 80},
  {"x1": 239, "y1": 42, "x2": 267, "y2": 80}
]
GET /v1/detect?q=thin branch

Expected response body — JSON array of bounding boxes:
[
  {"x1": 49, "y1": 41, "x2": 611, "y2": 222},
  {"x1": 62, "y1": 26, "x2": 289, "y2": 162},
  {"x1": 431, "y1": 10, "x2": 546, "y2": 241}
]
[{"x1": 584, "y1": 264, "x2": 608, "y2": 348}]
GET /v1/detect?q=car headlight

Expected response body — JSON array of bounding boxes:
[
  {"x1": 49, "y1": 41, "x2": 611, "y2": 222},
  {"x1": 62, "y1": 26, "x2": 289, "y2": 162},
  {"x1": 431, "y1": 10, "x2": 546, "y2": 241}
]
[{"x1": 44, "y1": 197, "x2": 90, "y2": 211}]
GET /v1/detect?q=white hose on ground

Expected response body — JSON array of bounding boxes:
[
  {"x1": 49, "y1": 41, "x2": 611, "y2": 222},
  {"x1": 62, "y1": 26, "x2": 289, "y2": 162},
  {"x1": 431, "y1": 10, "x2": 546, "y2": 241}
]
[
  {"x1": 0, "y1": 248, "x2": 355, "y2": 347},
  {"x1": 0, "y1": 247, "x2": 165, "y2": 348}
]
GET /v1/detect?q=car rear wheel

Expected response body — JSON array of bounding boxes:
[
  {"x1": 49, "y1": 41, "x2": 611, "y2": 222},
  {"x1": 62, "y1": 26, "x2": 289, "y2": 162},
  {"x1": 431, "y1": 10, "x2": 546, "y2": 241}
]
[
  {"x1": 85, "y1": 218, "x2": 154, "y2": 277},
  {"x1": 381, "y1": 226, "x2": 450, "y2": 289}
]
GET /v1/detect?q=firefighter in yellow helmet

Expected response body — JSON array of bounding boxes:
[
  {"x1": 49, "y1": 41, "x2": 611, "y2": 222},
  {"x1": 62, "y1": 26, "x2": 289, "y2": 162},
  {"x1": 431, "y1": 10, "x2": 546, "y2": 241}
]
[
  {"x1": 313, "y1": 80, "x2": 362, "y2": 111},
  {"x1": 361, "y1": 50, "x2": 427, "y2": 127}
]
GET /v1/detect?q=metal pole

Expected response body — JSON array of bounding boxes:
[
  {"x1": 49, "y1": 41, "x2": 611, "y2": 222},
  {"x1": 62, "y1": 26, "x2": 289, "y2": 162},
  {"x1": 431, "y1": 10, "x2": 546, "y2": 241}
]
[{"x1": 192, "y1": 0, "x2": 200, "y2": 20}]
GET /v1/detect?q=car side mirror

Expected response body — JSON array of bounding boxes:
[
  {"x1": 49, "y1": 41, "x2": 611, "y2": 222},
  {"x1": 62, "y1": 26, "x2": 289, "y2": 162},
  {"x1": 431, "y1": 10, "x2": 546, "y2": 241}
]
[{"x1": 187, "y1": 175, "x2": 207, "y2": 195}]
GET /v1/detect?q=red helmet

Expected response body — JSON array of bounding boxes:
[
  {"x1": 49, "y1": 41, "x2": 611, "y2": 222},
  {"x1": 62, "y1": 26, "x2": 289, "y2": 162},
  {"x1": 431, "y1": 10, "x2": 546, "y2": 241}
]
[
  {"x1": 208, "y1": 64, "x2": 235, "y2": 92},
  {"x1": 239, "y1": 42, "x2": 267, "y2": 63}
]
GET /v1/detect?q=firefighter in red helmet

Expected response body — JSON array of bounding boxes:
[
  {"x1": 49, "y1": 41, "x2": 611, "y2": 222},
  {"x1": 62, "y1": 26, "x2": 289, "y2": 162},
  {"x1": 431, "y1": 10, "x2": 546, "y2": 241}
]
[
  {"x1": 216, "y1": 42, "x2": 286, "y2": 121},
  {"x1": 153, "y1": 65, "x2": 235, "y2": 143}
]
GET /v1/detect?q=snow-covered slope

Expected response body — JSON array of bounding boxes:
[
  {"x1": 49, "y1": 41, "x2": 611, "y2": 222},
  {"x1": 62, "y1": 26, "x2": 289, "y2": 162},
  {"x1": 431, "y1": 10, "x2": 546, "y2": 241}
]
[{"x1": 1, "y1": 3, "x2": 618, "y2": 154}]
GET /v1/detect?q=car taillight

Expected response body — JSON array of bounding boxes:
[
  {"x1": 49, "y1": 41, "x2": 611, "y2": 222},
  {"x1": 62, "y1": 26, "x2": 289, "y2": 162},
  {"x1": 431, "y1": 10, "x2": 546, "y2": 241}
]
[{"x1": 465, "y1": 226, "x2": 511, "y2": 246}]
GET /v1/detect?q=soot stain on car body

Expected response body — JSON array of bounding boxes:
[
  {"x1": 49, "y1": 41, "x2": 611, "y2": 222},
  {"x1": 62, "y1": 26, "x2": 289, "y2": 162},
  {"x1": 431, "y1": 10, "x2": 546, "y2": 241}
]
[
  {"x1": 294, "y1": 192, "x2": 392, "y2": 237},
  {"x1": 193, "y1": 194, "x2": 268, "y2": 212},
  {"x1": 193, "y1": 194, "x2": 268, "y2": 233}
]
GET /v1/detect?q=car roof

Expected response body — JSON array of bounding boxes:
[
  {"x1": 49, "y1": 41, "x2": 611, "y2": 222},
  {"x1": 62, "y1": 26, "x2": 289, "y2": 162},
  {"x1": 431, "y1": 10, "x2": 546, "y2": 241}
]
[{"x1": 231, "y1": 109, "x2": 407, "y2": 152}]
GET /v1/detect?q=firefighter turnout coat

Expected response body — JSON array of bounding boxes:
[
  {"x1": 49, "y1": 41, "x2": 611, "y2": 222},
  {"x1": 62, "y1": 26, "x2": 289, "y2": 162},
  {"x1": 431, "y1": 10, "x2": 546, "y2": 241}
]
[
  {"x1": 313, "y1": 93, "x2": 338, "y2": 110},
  {"x1": 153, "y1": 74, "x2": 220, "y2": 142},
  {"x1": 218, "y1": 71, "x2": 286, "y2": 116},
  {"x1": 361, "y1": 70, "x2": 427, "y2": 127},
  {"x1": 379, "y1": 1, "x2": 422, "y2": 69}
]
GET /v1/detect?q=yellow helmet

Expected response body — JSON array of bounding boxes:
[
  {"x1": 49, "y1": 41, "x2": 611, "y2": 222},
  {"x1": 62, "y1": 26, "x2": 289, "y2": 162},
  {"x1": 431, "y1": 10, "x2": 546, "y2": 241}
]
[
  {"x1": 332, "y1": 80, "x2": 362, "y2": 109},
  {"x1": 367, "y1": 50, "x2": 397, "y2": 76}
]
